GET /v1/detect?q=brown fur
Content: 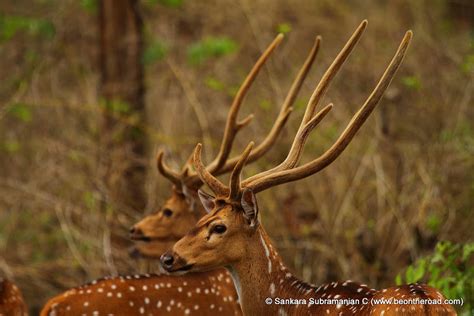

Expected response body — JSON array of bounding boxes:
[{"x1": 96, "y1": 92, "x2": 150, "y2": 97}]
[
  {"x1": 40, "y1": 272, "x2": 239, "y2": 316},
  {"x1": 0, "y1": 279, "x2": 28, "y2": 316}
]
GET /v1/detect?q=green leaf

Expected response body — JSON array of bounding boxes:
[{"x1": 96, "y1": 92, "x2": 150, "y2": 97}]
[
  {"x1": 187, "y1": 36, "x2": 238, "y2": 65},
  {"x1": 80, "y1": 0, "x2": 98, "y2": 14},
  {"x1": 100, "y1": 98, "x2": 131, "y2": 114},
  {"x1": 29, "y1": 19, "x2": 55, "y2": 39},
  {"x1": 276, "y1": 23, "x2": 292, "y2": 34},
  {"x1": 462, "y1": 243, "x2": 474, "y2": 261},
  {"x1": 205, "y1": 77, "x2": 225, "y2": 91},
  {"x1": 7, "y1": 103, "x2": 33, "y2": 123},
  {"x1": 461, "y1": 54, "x2": 474, "y2": 74},
  {"x1": 259, "y1": 99, "x2": 271, "y2": 111},
  {"x1": 147, "y1": 0, "x2": 184, "y2": 8},
  {"x1": 0, "y1": 15, "x2": 55, "y2": 41},
  {"x1": 412, "y1": 259, "x2": 426, "y2": 282},
  {"x1": 2, "y1": 140, "x2": 21, "y2": 153},
  {"x1": 426, "y1": 214, "x2": 441, "y2": 233},
  {"x1": 143, "y1": 40, "x2": 167, "y2": 65},
  {"x1": 395, "y1": 273, "x2": 402, "y2": 285},
  {"x1": 83, "y1": 191, "x2": 96, "y2": 209},
  {"x1": 405, "y1": 265, "x2": 415, "y2": 282},
  {"x1": 401, "y1": 76, "x2": 421, "y2": 91}
]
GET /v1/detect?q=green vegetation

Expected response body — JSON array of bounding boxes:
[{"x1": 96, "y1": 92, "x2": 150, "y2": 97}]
[
  {"x1": 396, "y1": 242, "x2": 474, "y2": 315},
  {"x1": 0, "y1": 15, "x2": 55, "y2": 41},
  {"x1": 187, "y1": 37, "x2": 238, "y2": 65},
  {"x1": 143, "y1": 40, "x2": 168, "y2": 65}
]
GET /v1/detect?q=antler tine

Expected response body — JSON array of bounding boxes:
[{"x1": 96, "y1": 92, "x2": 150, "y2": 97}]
[
  {"x1": 180, "y1": 151, "x2": 195, "y2": 178},
  {"x1": 243, "y1": 103, "x2": 333, "y2": 184},
  {"x1": 300, "y1": 19, "x2": 367, "y2": 130},
  {"x1": 229, "y1": 142, "x2": 254, "y2": 200},
  {"x1": 217, "y1": 35, "x2": 322, "y2": 174},
  {"x1": 205, "y1": 34, "x2": 285, "y2": 175},
  {"x1": 193, "y1": 143, "x2": 229, "y2": 196},
  {"x1": 157, "y1": 150, "x2": 182, "y2": 187},
  {"x1": 246, "y1": 30, "x2": 413, "y2": 193}
]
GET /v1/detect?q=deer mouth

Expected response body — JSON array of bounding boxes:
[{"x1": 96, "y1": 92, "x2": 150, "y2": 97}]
[
  {"x1": 162, "y1": 262, "x2": 195, "y2": 274},
  {"x1": 130, "y1": 234, "x2": 178, "y2": 243},
  {"x1": 129, "y1": 234, "x2": 152, "y2": 242},
  {"x1": 160, "y1": 252, "x2": 195, "y2": 273},
  {"x1": 174, "y1": 263, "x2": 194, "y2": 272}
]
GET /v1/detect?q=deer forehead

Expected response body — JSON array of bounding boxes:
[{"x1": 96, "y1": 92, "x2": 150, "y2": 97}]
[{"x1": 196, "y1": 206, "x2": 241, "y2": 226}]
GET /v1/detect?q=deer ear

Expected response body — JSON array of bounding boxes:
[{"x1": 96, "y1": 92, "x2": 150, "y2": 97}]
[
  {"x1": 182, "y1": 184, "x2": 196, "y2": 211},
  {"x1": 241, "y1": 188, "x2": 259, "y2": 228},
  {"x1": 198, "y1": 190, "x2": 215, "y2": 213}
]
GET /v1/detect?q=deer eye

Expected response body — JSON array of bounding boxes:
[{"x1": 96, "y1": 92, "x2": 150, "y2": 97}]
[
  {"x1": 162, "y1": 208, "x2": 173, "y2": 217},
  {"x1": 211, "y1": 225, "x2": 227, "y2": 234}
]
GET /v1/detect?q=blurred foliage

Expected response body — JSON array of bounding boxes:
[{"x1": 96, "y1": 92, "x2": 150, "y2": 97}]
[
  {"x1": 259, "y1": 99, "x2": 272, "y2": 111},
  {"x1": 147, "y1": 0, "x2": 184, "y2": 8},
  {"x1": 440, "y1": 120, "x2": 474, "y2": 155},
  {"x1": 461, "y1": 54, "x2": 474, "y2": 73},
  {"x1": 142, "y1": 40, "x2": 168, "y2": 65},
  {"x1": 0, "y1": 15, "x2": 55, "y2": 41},
  {"x1": 80, "y1": 0, "x2": 98, "y2": 14},
  {"x1": 205, "y1": 76, "x2": 225, "y2": 91},
  {"x1": 1, "y1": 139, "x2": 21, "y2": 153},
  {"x1": 187, "y1": 36, "x2": 238, "y2": 65},
  {"x1": 276, "y1": 22, "x2": 292, "y2": 34},
  {"x1": 6, "y1": 103, "x2": 33, "y2": 123},
  {"x1": 396, "y1": 242, "x2": 474, "y2": 315},
  {"x1": 426, "y1": 214, "x2": 442, "y2": 234},
  {"x1": 401, "y1": 75, "x2": 422, "y2": 91},
  {"x1": 99, "y1": 98, "x2": 131, "y2": 115}
]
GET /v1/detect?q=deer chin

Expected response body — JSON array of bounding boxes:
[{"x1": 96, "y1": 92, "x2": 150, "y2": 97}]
[
  {"x1": 164, "y1": 263, "x2": 195, "y2": 274},
  {"x1": 128, "y1": 246, "x2": 143, "y2": 259}
]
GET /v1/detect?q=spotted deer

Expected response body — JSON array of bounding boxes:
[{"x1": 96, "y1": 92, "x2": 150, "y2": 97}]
[
  {"x1": 0, "y1": 278, "x2": 28, "y2": 316},
  {"x1": 160, "y1": 21, "x2": 457, "y2": 316},
  {"x1": 40, "y1": 31, "x2": 321, "y2": 316}
]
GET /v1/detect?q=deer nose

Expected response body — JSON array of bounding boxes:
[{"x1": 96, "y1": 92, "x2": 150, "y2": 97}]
[
  {"x1": 160, "y1": 252, "x2": 175, "y2": 270},
  {"x1": 129, "y1": 226, "x2": 143, "y2": 238}
]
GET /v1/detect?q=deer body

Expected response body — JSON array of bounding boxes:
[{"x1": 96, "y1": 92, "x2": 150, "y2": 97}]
[
  {"x1": 40, "y1": 271, "x2": 239, "y2": 316},
  {"x1": 228, "y1": 227, "x2": 454, "y2": 315},
  {"x1": 161, "y1": 20, "x2": 457, "y2": 316},
  {"x1": 0, "y1": 278, "x2": 28, "y2": 316}
]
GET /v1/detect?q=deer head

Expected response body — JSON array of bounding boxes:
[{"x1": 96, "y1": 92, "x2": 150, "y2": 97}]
[{"x1": 129, "y1": 32, "x2": 322, "y2": 258}]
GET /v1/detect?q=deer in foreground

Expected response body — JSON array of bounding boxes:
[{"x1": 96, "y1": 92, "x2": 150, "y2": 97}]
[
  {"x1": 0, "y1": 278, "x2": 28, "y2": 316},
  {"x1": 41, "y1": 30, "x2": 321, "y2": 316},
  {"x1": 160, "y1": 21, "x2": 457, "y2": 315}
]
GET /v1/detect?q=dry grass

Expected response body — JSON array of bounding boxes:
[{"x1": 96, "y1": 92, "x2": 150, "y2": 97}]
[{"x1": 0, "y1": 0, "x2": 473, "y2": 313}]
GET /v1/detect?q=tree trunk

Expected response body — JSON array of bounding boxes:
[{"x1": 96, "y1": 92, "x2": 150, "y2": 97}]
[{"x1": 99, "y1": 0, "x2": 146, "y2": 214}]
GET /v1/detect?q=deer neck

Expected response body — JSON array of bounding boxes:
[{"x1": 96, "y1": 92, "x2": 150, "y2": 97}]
[{"x1": 226, "y1": 227, "x2": 311, "y2": 315}]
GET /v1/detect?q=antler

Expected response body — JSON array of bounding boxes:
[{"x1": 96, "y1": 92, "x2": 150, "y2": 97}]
[
  {"x1": 245, "y1": 29, "x2": 413, "y2": 193},
  {"x1": 194, "y1": 21, "x2": 413, "y2": 200},
  {"x1": 159, "y1": 33, "x2": 321, "y2": 189}
]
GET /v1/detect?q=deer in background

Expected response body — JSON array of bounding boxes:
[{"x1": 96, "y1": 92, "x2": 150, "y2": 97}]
[
  {"x1": 161, "y1": 21, "x2": 457, "y2": 315},
  {"x1": 40, "y1": 30, "x2": 320, "y2": 316},
  {"x1": 0, "y1": 278, "x2": 28, "y2": 316}
]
